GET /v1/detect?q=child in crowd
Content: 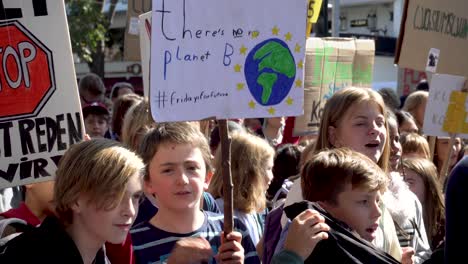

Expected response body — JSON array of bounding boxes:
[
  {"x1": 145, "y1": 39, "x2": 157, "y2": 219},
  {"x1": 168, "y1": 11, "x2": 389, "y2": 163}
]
[
  {"x1": 78, "y1": 73, "x2": 106, "y2": 106},
  {"x1": 275, "y1": 148, "x2": 401, "y2": 264},
  {"x1": 400, "y1": 132, "x2": 431, "y2": 160},
  {"x1": 402, "y1": 158, "x2": 445, "y2": 249},
  {"x1": 385, "y1": 111, "x2": 431, "y2": 263},
  {"x1": 402, "y1": 91, "x2": 428, "y2": 130},
  {"x1": 433, "y1": 136, "x2": 463, "y2": 182},
  {"x1": 131, "y1": 122, "x2": 260, "y2": 263},
  {"x1": 0, "y1": 181, "x2": 54, "y2": 243},
  {"x1": 121, "y1": 98, "x2": 155, "y2": 151},
  {"x1": 395, "y1": 110, "x2": 419, "y2": 134},
  {"x1": 0, "y1": 139, "x2": 144, "y2": 263},
  {"x1": 282, "y1": 87, "x2": 403, "y2": 261},
  {"x1": 209, "y1": 132, "x2": 275, "y2": 246},
  {"x1": 110, "y1": 82, "x2": 135, "y2": 104},
  {"x1": 111, "y1": 93, "x2": 142, "y2": 141},
  {"x1": 83, "y1": 102, "x2": 111, "y2": 138}
]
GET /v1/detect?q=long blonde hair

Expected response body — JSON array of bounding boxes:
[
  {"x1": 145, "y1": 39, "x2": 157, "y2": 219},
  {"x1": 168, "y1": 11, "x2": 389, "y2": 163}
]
[
  {"x1": 121, "y1": 98, "x2": 155, "y2": 151},
  {"x1": 208, "y1": 132, "x2": 274, "y2": 213},
  {"x1": 314, "y1": 87, "x2": 390, "y2": 172},
  {"x1": 402, "y1": 157, "x2": 445, "y2": 247}
]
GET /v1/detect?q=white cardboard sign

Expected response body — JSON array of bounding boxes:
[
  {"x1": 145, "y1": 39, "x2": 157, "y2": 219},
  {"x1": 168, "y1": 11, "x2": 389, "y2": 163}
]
[
  {"x1": 0, "y1": 2, "x2": 83, "y2": 188},
  {"x1": 150, "y1": 0, "x2": 307, "y2": 122}
]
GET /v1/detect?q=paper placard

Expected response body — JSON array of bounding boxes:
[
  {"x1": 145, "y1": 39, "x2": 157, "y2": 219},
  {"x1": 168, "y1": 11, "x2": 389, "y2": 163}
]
[
  {"x1": 139, "y1": 11, "x2": 151, "y2": 97},
  {"x1": 124, "y1": 0, "x2": 152, "y2": 61},
  {"x1": 0, "y1": 1, "x2": 83, "y2": 188},
  {"x1": 423, "y1": 74, "x2": 468, "y2": 138},
  {"x1": 395, "y1": 0, "x2": 468, "y2": 76},
  {"x1": 150, "y1": 0, "x2": 307, "y2": 122}
]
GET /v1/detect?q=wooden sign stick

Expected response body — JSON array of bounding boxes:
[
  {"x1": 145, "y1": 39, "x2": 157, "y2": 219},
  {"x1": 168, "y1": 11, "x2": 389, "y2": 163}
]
[
  {"x1": 439, "y1": 133, "x2": 456, "y2": 185},
  {"x1": 218, "y1": 119, "x2": 234, "y2": 234}
]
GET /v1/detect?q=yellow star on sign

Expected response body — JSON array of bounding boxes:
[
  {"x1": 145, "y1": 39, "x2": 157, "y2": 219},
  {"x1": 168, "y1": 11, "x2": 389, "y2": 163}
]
[
  {"x1": 268, "y1": 107, "x2": 276, "y2": 115},
  {"x1": 240, "y1": 45, "x2": 248, "y2": 55},
  {"x1": 272, "y1": 26, "x2": 280, "y2": 36},
  {"x1": 294, "y1": 43, "x2": 301, "y2": 53},
  {"x1": 286, "y1": 97, "x2": 294, "y2": 105},
  {"x1": 248, "y1": 100, "x2": 256, "y2": 109},
  {"x1": 285, "y1": 32, "x2": 292, "y2": 41},
  {"x1": 297, "y1": 60, "x2": 304, "y2": 69},
  {"x1": 234, "y1": 64, "x2": 242, "y2": 72},
  {"x1": 251, "y1": 31, "x2": 259, "y2": 39},
  {"x1": 236, "y1": 83, "x2": 245, "y2": 91},
  {"x1": 295, "y1": 79, "x2": 302, "y2": 88}
]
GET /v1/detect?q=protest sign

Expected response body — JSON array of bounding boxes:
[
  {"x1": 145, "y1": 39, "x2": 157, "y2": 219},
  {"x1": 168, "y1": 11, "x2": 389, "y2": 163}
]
[
  {"x1": 139, "y1": 11, "x2": 151, "y2": 97},
  {"x1": 293, "y1": 38, "x2": 375, "y2": 136},
  {"x1": 150, "y1": 0, "x2": 307, "y2": 122},
  {"x1": 395, "y1": 0, "x2": 468, "y2": 76},
  {"x1": 124, "y1": 0, "x2": 151, "y2": 61},
  {"x1": 0, "y1": 2, "x2": 83, "y2": 188},
  {"x1": 397, "y1": 67, "x2": 428, "y2": 97},
  {"x1": 422, "y1": 74, "x2": 468, "y2": 138}
]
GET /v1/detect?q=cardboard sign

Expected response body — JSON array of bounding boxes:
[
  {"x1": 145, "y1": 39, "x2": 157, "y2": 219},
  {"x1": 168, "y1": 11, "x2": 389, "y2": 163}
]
[
  {"x1": 395, "y1": 0, "x2": 468, "y2": 76},
  {"x1": 0, "y1": 2, "x2": 83, "y2": 188},
  {"x1": 293, "y1": 38, "x2": 375, "y2": 136},
  {"x1": 139, "y1": 11, "x2": 151, "y2": 97},
  {"x1": 150, "y1": 0, "x2": 307, "y2": 122},
  {"x1": 423, "y1": 74, "x2": 468, "y2": 138},
  {"x1": 124, "y1": 0, "x2": 152, "y2": 61},
  {"x1": 397, "y1": 67, "x2": 428, "y2": 97}
]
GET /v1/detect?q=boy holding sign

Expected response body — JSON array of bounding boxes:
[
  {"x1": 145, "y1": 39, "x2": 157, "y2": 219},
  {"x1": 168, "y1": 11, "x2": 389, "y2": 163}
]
[{"x1": 131, "y1": 122, "x2": 259, "y2": 264}]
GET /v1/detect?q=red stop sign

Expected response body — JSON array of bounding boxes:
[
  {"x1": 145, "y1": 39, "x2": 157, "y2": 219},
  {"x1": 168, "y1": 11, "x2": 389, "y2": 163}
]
[{"x1": 0, "y1": 21, "x2": 55, "y2": 121}]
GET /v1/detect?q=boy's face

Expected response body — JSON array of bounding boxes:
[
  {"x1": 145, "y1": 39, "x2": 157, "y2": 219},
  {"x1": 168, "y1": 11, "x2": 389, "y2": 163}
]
[
  {"x1": 84, "y1": 114, "x2": 108, "y2": 138},
  {"x1": 146, "y1": 143, "x2": 207, "y2": 212},
  {"x1": 321, "y1": 184, "x2": 381, "y2": 242},
  {"x1": 73, "y1": 173, "x2": 142, "y2": 244}
]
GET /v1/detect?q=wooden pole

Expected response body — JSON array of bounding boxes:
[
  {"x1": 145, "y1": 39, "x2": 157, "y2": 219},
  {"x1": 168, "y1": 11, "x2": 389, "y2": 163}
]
[
  {"x1": 218, "y1": 119, "x2": 233, "y2": 234},
  {"x1": 439, "y1": 133, "x2": 456, "y2": 185},
  {"x1": 428, "y1": 136, "x2": 436, "y2": 160}
]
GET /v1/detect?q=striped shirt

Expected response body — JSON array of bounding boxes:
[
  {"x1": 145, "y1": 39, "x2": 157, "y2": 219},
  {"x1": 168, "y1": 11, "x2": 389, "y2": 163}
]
[{"x1": 131, "y1": 211, "x2": 260, "y2": 264}]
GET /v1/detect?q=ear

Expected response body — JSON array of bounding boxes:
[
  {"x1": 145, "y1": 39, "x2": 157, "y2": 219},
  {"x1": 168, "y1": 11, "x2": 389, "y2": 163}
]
[
  {"x1": 328, "y1": 126, "x2": 339, "y2": 147},
  {"x1": 71, "y1": 197, "x2": 84, "y2": 214},
  {"x1": 203, "y1": 171, "x2": 213, "y2": 191},
  {"x1": 144, "y1": 179, "x2": 156, "y2": 195}
]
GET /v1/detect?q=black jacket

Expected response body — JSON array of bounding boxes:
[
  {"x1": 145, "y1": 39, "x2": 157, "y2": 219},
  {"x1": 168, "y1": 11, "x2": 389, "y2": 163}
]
[
  {"x1": 0, "y1": 216, "x2": 108, "y2": 264},
  {"x1": 284, "y1": 201, "x2": 400, "y2": 264}
]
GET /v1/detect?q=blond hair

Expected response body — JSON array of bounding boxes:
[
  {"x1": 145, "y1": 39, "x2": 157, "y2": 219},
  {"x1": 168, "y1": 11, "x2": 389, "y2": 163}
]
[
  {"x1": 302, "y1": 148, "x2": 388, "y2": 204},
  {"x1": 400, "y1": 132, "x2": 431, "y2": 159},
  {"x1": 401, "y1": 157, "x2": 445, "y2": 246},
  {"x1": 138, "y1": 122, "x2": 212, "y2": 181},
  {"x1": 122, "y1": 98, "x2": 155, "y2": 151},
  {"x1": 54, "y1": 139, "x2": 144, "y2": 225},
  {"x1": 402, "y1": 91, "x2": 429, "y2": 118},
  {"x1": 314, "y1": 87, "x2": 390, "y2": 172},
  {"x1": 209, "y1": 132, "x2": 275, "y2": 213}
]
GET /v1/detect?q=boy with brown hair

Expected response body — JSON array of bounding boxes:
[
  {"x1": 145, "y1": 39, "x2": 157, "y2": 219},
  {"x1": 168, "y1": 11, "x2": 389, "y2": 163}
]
[
  {"x1": 274, "y1": 148, "x2": 403, "y2": 263},
  {"x1": 0, "y1": 139, "x2": 145, "y2": 263},
  {"x1": 131, "y1": 122, "x2": 259, "y2": 264}
]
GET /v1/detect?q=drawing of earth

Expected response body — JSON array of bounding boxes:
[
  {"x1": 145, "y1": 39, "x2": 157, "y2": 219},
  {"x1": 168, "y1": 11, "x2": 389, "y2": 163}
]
[{"x1": 244, "y1": 38, "x2": 296, "y2": 106}]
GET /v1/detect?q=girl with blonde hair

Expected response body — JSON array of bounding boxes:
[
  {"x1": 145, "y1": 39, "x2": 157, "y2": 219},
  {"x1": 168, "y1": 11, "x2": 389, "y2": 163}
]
[
  {"x1": 209, "y1": 132, "x2": 275, "y2": 246},
  {"x1": 402, "y1": 91, "x2": 429, "y2": 130},
  {"x1": 121, "y1": 98, "x2": 155, "y2": 151},
  {"x1": 402, "y1": 158, "x2": 445, "y2": 249},
  {"x1": 400, "y1": 132, "x2": 431, "y2": 160}
]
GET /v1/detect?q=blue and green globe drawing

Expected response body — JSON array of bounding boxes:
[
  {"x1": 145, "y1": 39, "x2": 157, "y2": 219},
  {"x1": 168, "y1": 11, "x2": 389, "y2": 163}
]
[{"x1": 244, "y1": 38, "x2": 296, "y2": 106}]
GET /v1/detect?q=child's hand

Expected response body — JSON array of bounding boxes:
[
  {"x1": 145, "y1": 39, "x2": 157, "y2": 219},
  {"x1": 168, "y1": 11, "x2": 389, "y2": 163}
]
[
  {"x1": 401, "y1": 247, "x2": 415, "y2": 264},
  {"x1": 167, "y1": 237, "x2": 213, "y2": 264},
  {"x1": 216, "y1": 231, "x2": 244, "y2": 264},
  {"x1": 284, "y1": 209, "x2": 329, "y2": 260}
]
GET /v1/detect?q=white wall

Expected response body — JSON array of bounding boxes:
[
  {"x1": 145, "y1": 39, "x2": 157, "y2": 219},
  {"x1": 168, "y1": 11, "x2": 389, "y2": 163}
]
[{"x1": 372, "y1": 55, "x2": 398, "y2": 90}]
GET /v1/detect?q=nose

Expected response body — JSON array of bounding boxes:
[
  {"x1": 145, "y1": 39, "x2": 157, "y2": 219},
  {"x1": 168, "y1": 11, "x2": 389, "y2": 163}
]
[
  {"x1": 121, "y1": 196, "x2": 137, "y2": 218},
  {"x1": 176, "y1": 170, "x2": 189, "y2": 185},
  {"x1": 368, "y1": 122, "x2": 379, "y2": 136},
  {"x1": 372, "y1": 200, "x2": 382, "y2": 220}
]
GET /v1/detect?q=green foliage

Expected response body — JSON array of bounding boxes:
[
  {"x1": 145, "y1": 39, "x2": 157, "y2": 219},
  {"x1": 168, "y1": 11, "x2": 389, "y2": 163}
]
[{"x1": 66, "y1": 0, "x2": 110, "y2": 63}]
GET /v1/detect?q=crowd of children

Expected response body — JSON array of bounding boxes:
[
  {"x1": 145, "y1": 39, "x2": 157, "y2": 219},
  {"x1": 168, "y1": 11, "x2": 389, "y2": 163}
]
[{"x1": 0, "y1": 73, "x2": 466, "y2": 264}]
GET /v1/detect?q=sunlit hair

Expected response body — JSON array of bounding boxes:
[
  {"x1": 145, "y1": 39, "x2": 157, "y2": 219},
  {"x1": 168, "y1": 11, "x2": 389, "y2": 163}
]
[
  {"x1": 314, "y1": 87, "x2": 390, "y2": 172},
  {"x1": 302, "y1": 148, "x2": 388, "y2": 204},
  {"x1": 400, "y1": 132, "x2": 430, "y2": 159},
  {"x1": 122, "y1": 98, "x2": 155, "y2": 151},
  {"x1": 209, "y1": 132, "x2": 275, "y2": 213},
  {"x1": 54, "y1": 139, "x2": 144, "y2": 225},
  {"x1": 402, "y1": 91, "x2": 428, "y2": 118},
  {"x1": 401, "y1": 157, "x2": 445, "y2": 247},
  {"x1": 138, "y1": 122, "x2": 212, "y2": 181},
  {"x1": 112, "y1": 93, "x2": 143, "y2": 140}
]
